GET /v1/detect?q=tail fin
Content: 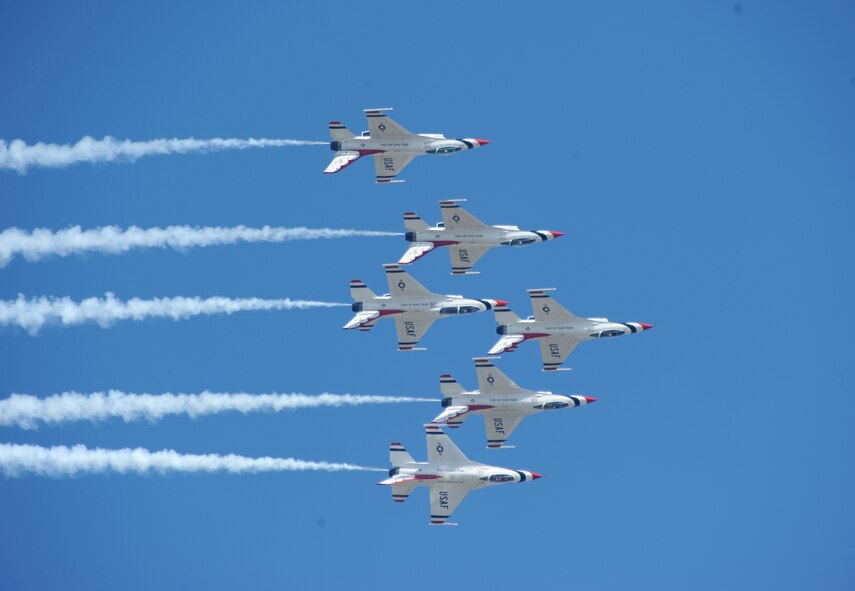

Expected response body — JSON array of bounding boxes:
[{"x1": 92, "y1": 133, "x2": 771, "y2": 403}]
[
  {"x1": 403, "y1": 212, "x2": 429, "y2": 232},
  {"x1": 493, "y1": 302, "x2": 521, "y2": 324},
  {"x1": 329, "y1": 121, "x2": 354, "y2": 141},
  {"x1": 390, "y1": 442, "x2": 415, "y2": 467},
  {"x1": 439, "y1": 374, "x2": 466, "y2": 397},
  {"x1": 350, "y1": 279, "x2": 377, "y2": 301}
]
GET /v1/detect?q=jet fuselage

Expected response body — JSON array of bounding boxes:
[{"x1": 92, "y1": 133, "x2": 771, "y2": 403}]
[
  {"x1": 387, "y1": 462, "x2": 538, "y2": 488},
  {"x1": 405, "y1": 225, "x2": 562, "y2": 249},
  {"x1": 331, "y1": 135, "x2": 487, "y2": 158},
  {"x1": 353, "y1": 294, "x2": 498, "y2": 317},
  {"x1": 497, "y1": 318, "x2": 651, "y2": 342}
]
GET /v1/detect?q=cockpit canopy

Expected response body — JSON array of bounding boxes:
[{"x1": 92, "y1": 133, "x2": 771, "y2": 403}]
[
  {"x1": 439, "y1": 305, "x2": 481, "y2": 315},
  {"x1": 592, "y1": 329, "x2": 626, "y2": 338},
  {"x1": 479, "y1": 473, "x2": 515, "y2": 483},
  {"x1": 534, "y1": 401, "x2": 570, "y2": 410},
  {"x1": 500, "y1": 237, "x2": 536, "y2": 247}
]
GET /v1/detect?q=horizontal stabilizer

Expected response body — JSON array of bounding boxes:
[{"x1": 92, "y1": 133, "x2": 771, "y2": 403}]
[
  {"x1": 439, "y1": 374, "x2": 465, "y2": 397},
  {"x1": 389, "y1": 442, "x2": 415, "y2": 467},
  {"x1": 324, "y1": 151, "x2": 360, "y2": 174}
]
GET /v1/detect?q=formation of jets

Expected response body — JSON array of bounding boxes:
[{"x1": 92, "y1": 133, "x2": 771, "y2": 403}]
[{"x1": 327, "y1": 108, "x2": 653, "y2": 524}]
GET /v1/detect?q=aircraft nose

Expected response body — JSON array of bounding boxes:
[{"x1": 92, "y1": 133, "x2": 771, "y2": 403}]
[
  {"x1": 639, "y1": 323, "x2": 654, "y2": 331},
  {"x1": 475, "y1": 139, "x2": 491, "y2": 146},
  {"x1": 530, "y1": 472, "x2": 543, "y2": 480},
  {"x1": 491, "y1": 299, "x2": 509, "y2": 307},
  {"x1": 584, "y1": 396, "x2": 597, "y2": 404},
  {"x1": 549, "y1": 231, "x2": 565, "y2": 238}
]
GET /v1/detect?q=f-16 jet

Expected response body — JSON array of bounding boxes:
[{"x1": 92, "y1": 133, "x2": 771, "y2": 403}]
[
  {"x1": 431, "y1": 357, "x2": 596, "y2": 448},
  {"x1": 343, "y1": 264, "x2": 504, "y2": 351},
  {"x1": 324, "y1": 108, "x2": 490, "y2": 183},
  {"x1": 399, "y1": 199, "x2": 564, "y2": 275},
  {"x1": 489, "y1": 288, "x2": 653, "y2": 371},
  {"x1": 377, "y1": 424, "x2": 542, "y2": 525}
]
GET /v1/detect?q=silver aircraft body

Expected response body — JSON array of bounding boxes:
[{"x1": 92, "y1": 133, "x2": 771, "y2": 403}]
[
  {"x1": 431, "y1": 357, "x2": 596, "y2": 448},
  {"x1": 377, "y1": 424, "x2": 542, "y2": 525},
  {"x1": 344, "y1": 264, "x2": 504, "y2": 351},
  {"x1": 324, "y1": 108, "x2": 490, "y2": 183},
  {"x1": 399, "y1": 199, "x2": 564, "y2": 275},
  {"x1": 489, "y1": 288, "x2": 653, "y2": 371}
]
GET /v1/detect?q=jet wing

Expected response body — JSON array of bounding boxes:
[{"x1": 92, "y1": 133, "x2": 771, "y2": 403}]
[
  {"x1": 374, "y1": 154, "x2": 415, "y2": 183},
  {"x1": 342, "y1": 310, "x2": 380, "y2": 331},
  {"x1": 538, "y1": 338, "x2": 581, "y2": 371},
  {"x1": 429, "y1": 484, "x2": 470, "y2": 525},
  {"x1": 384, "y1": 264, "x2": 433, "y2": 297},
  {"x1": 364, "y1": 109, "x2": 413, "y2": 138},
  {"x1": 487, "y1": 334, "x2": 525, "y2": 355},
  {"x1": 448, "y1": 245, "x2": 490, "y2": 275},
  {"x1": 439, "y1": 200, "x2": 488, "y2": 229},
  {"x1": 425, "y1": 423, "x2": 470, "y2": 464},
  {"x1": 484, "y1": 412, "x2": 525, "y2": 448},
  {"x1": 394, "y1": 315, "x2": 436, "y2": 351},
  {"x1": 529, "y1": 289, "x2": 578, "y2": 322},
  {"x1": 474, "y1": 357, "x2": 521, "y2": 392},
  {"x1": 398, "y1": 242, "x2": 436, "y2": 265},
  {"x1": 324, "y1": 151, "x2": 361, "y2": 174}
]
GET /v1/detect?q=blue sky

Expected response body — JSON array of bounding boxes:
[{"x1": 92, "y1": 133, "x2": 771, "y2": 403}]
[{"x1": 2, "y1": 1, "x2": 854, "y2": 589}]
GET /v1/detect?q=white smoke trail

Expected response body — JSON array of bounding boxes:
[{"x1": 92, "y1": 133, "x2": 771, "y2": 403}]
[
  {"x1": 0, "y1": 136, "x2": 327, "y2": 173},
  {"x1": 0, "y1": 443, "x2": 384, "y2": 477},
  {"x1": 0, "y1": 293, "x2": 347, "y2": 334},
  {"x1": 0, "y1": 391, "x2": 438, "y2": 429},
  {"x1": 0, "y1": 225, "x2": 402, "y2": 267}
]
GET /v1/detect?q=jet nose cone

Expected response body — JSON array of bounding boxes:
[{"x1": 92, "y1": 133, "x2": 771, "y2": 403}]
[
  {"x1": 549, "y1": 231, "x2": 565, "y2": 238},
  {"x1": 475, "y1": 139, "x2": 491, "y2": 146},
  {"x1": 488, "y1": 299, "x2": 509, "y2": 307},
  {"x1": 640, "y1": 323, "x2": 654, "y2": 331},
  {"x1": 584, "y1": 396, "x2": 597, "y2": 404},
  {"x1": 531, "y1": 472, "x2": 543, "y2": 480}
]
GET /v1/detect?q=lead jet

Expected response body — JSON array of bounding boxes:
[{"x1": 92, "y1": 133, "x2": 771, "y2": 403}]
[
  {"x1": 399, "y1": 199, "x2": 564, "y2": 275},
  {"x1": 324, "y1": 108, "x2": 490, "y2": 183},
  {"x1": 344, "y1": 263, "x2": 504, "y2": 351},
  {"x1": 431, "y1": 357, "x2": 596, "y2": 448},
  {"x1": 489, "y1": 288, "x2": 653, "y2": 371},
  {"x1": 377, "y1": 424, "x2": 542, "y2": 525}
]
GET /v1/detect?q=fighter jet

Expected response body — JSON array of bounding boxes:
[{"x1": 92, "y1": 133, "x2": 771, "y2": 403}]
[
  {"x1": 324, "y1": 108, "x2": 490, "y2": 183},
  {"x1": 489, "y1": 288, "x2": 653, "y2": 371},
  {"x1": 399, "y1": 199, "x2": 564, "y2": 275},
  {"x1": 431, "y1": 357, "x2": 596, "y2": 448},
  {"x1": 377, "y1": 424, "x2": 542, "y2": 525},
  {"x1": 343, "y1": 263, "x2": 505, "y2": 351}
]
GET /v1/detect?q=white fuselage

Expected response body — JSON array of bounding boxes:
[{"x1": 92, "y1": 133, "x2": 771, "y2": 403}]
[
  {"x1": 389, "y1": 461, "x2": 536, "y2": 489},
  {"x1": 406, "y1": 225, "x2": 560, "y2": 249},
  {"x1": 333, "y1": 134, "x2": 484, "y2": 157},
  {"x1": 444, "y1": 389, "x2": 590, "y2": 416},
  {"x1": 357, "y1": 293, "x2": 495, "y2": 318},
  {"x1": 498, "y1": 317, "x2": 648, "y2": 342}
]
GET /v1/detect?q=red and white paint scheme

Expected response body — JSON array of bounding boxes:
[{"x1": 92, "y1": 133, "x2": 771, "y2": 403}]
[
  {"x1": 344, "y1": 264, "x2": 505, "y2": 351},
  {"x1": 399, "y1": 199, "x2": 564, "y2": 275},
  {"x1": 489, "y1": 288, "x2": 653, "y2": 371},
  {"x1": 431, "y1": 357, "x2": 596, "y2": 448},
  {"x1": 378, "y1": 424, "x2": 542, "y2": 525},
  {"x1": 324, "y1": 108, "x2": 489, "y2": 183}
]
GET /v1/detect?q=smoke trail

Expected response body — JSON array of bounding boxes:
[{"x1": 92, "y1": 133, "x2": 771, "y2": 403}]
[
  {"x1": 0, "y1": 136, "x2": 327, "y2": 173},
  {"x1": 0, "y1": 292, "x2": 347, "y2": 334},
  {"x1": 0, "y1": 225, "x2": 402, "y2": 267},
  {"x1": 0, "y1": 443, "x2": 384, "y2": 477},
  {"x1": 0, "y1": 391, "x2": 438, "y2": 429}
]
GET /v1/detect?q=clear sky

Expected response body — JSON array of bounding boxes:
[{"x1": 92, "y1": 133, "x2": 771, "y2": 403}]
[{"x1": 1, "y1": 2, "x2": 854, "y2": 589}]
